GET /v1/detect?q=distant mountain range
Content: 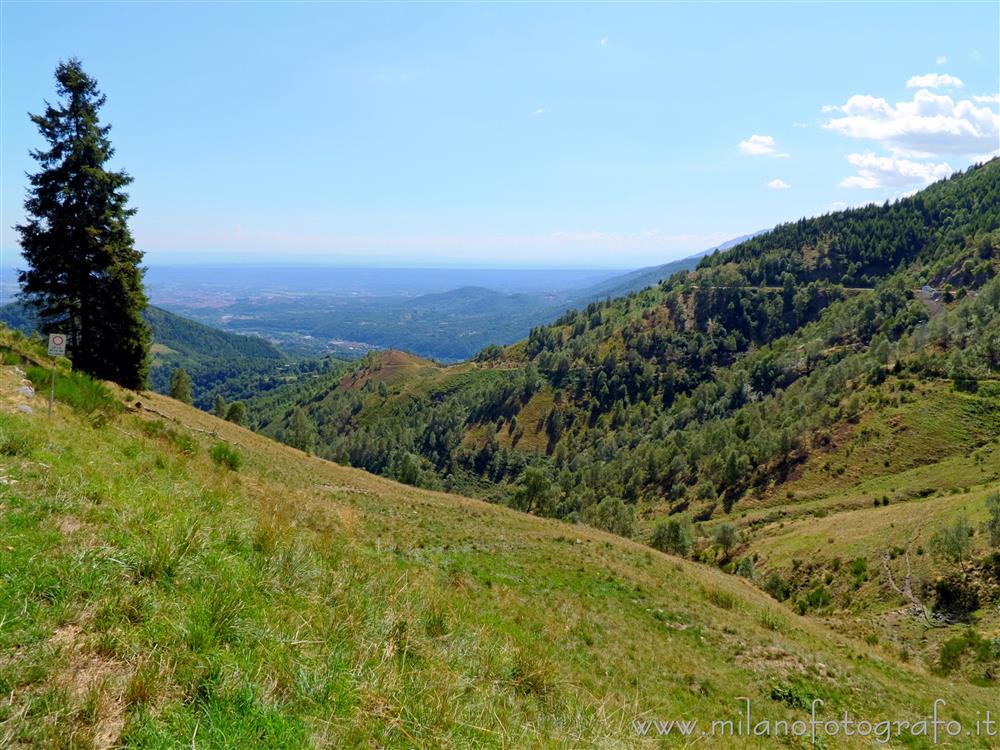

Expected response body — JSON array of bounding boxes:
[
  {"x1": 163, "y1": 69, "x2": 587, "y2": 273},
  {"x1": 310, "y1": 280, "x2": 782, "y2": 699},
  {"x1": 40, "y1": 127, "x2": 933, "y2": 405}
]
[
  {"x1": 0, "y1": 232, "x2": 765, "y2": 378},
  {"x1": 170, "y1": 233, "x2": 764, "y2": 362}
]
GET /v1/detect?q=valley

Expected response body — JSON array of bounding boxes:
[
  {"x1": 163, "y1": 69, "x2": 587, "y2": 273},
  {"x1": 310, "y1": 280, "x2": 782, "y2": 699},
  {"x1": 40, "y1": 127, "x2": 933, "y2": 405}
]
[{"x1": 4, "y1": 4, "x2": 998, "y2": 745}]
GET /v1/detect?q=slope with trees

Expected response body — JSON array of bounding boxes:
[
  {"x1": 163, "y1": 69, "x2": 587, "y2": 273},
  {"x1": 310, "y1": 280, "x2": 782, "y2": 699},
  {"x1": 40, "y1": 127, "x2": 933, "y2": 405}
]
[
  {"x1": 2, "y1": 327, "x2": 998, "y2": 746},
  {"x1": 252, "y1": 161, "x2": 999, "y2": 521}
]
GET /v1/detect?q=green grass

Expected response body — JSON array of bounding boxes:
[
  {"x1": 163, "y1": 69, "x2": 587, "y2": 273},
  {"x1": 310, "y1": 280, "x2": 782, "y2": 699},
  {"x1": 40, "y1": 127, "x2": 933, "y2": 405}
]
[
  {"x1": 24, "y1": 364, "x2": 122, "y2": 416},
  {"x1": 2, "y1": 329, "x2": 1000, "y2": 747}
]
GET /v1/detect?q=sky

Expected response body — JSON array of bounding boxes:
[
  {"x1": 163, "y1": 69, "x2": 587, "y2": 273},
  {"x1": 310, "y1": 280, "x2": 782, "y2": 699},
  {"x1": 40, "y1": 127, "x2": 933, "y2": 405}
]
[{"x1": 1, "y1": 1, "x2": 998, "y2": 270}]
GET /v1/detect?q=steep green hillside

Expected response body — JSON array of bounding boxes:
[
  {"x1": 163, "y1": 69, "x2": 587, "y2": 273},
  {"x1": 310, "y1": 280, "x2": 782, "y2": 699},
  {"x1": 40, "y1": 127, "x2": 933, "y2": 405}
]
[
  {"x1": 245, "y1": 162, "x2": 1000, "y2": 679},
  {"x1": 142, "y1": 306, "x2": 291, "y2": 404},
  {"x1": 253, "y1": 161, "x2": 999, "y2": 514},
  {"x1": 1, "y1": 326, "x2": 998, "y2": 748}
]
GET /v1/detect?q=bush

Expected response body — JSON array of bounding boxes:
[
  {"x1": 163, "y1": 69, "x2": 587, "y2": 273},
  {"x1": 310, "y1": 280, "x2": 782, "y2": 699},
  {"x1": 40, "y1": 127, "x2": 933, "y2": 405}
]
[
  {"x1": 762, "y1": 572, "x2": 790, "y2": 601},
  {"x1": 735, "y1": 556, "x2": 756, "y2": 580},
  {"x1": 210, "y1": 443, "x2": 242, "y2": 471},
  {"x1": 937, "y1": 629, "x2": 995, "y2": 675},
  {"x1": 985, "y1": 493, "x2": 1000, "y2": 550},
  {"x1": 850, "y1": 557, "x2": 869, "y2": 588},
  {"x1": 25, "y1": 365, "x2": 121, "y2": 416},
  {"x1": 713, "y1": 523, "x2": 738, "y2": 560},
  {"x1": 932, "y1": 574, "x2": 979, "y2": 621},
  {"x1": 650, "y1": 519, "x2": 692, "y2": 556},
  {"x1": 0, "y1": 417, "x2": 38, "y2": 456},
  {"x1": 583, "y1": 496, "x2": 635, "y2": 538},
  {"x1": 795, "y1": 585, "x2": 831, "y2": 614}
]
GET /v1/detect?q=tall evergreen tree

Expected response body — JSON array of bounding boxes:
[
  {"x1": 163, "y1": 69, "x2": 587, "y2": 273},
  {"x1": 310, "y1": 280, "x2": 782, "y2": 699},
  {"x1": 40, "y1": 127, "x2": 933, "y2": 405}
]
[
  {"x1": 213, "y1": 395, "x2": 228, "y2": 419},
  {"x1": 16, "y1": 59, "x2": 150, "y2": 389},
  {"x1": 169, "y1": 368, "x2": 193, "y2": 405}
]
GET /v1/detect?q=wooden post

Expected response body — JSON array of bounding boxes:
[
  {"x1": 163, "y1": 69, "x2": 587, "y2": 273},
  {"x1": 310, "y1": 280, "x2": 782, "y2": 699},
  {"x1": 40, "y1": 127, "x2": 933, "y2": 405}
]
[{"x1": 49, "y1": 365, "x2": 55, "y2": 418}]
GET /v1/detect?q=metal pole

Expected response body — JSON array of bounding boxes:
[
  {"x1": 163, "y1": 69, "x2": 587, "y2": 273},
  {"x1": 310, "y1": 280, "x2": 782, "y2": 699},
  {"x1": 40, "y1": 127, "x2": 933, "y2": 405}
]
[{"x1": 49, "y1": 365, "x2": 55, "y2": 418}]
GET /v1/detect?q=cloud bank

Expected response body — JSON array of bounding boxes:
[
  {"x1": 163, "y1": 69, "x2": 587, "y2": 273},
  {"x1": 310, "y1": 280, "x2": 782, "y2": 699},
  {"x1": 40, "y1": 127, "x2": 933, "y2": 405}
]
[{"x1": 824, "y1": 77, "x2": 1000, "y2": 188}]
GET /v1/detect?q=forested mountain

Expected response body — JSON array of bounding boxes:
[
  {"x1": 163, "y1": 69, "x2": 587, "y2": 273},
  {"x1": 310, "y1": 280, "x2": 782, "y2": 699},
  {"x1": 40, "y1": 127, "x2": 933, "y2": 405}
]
[{"x1": 251, "y1": 160, "x2": 1000, "y2": 523}]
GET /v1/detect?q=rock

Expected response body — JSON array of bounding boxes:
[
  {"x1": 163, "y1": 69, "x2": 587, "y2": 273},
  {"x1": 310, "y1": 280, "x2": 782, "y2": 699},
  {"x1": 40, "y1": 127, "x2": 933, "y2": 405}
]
[
  {"x1": 16, "y1": 404, "x2": 34, "y2": 415},
  {"x1": 15, "y1": 385, "x2": 35, "y2": 398}
]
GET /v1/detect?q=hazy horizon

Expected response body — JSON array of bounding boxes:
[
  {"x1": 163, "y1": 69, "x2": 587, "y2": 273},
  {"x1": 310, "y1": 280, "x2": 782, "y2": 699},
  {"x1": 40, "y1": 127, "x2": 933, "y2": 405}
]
[{"x1": 3, "y1": 3, "x2": 996, "y2": 269}]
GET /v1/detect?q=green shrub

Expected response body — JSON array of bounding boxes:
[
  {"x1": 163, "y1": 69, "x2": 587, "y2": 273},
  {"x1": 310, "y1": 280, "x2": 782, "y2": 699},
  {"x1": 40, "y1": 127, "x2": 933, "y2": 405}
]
[
  {"x1": 650, "y1": 519, "x2": 692, "y2": 556},
  {"x1": 933, "y1": 574, "x2": 979, "y2": 621},
  {"x1": 211, "y1": 443, "x2": 242, "y2": 471},
  {"x1": 583, "y1": 496, "x2": 635, "y2": 537},
  {"x1": 762, "y1": 572, "x2": 790, "y2": 601},
  {"x1": 735, "y1": 556, "x2": 756, "y2": 580},
  {"x1": 796, "y1": 585, "x2": 832, "y2": 614},
  {"x1": 769, "y1": 679, "x2": 817, "y2": 710},
  {"x1": 937, "y1": 629, "x2": 995, "y2": 675},
  {"x1": 168, "y1": 430, "x2": 197, "y2": 455},
  {"x1": 25, "y1": 365, "x2": 121, "y2": 415}
]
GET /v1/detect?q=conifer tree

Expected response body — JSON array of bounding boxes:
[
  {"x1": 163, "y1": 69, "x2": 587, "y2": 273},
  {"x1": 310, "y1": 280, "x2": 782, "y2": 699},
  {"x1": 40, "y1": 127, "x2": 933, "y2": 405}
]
[
  {"x1": 213, "y1": 395, "x2": 228, "y2": 419},
  {"x1": 16, "y1": 59, "x2": 150, "y2": 388},
  {"x1": 225, "y1": 401, "x2": 247, "y2": 426},
  {"x1": 169, "y1": 368, "x2": 193, "y2": 404}
]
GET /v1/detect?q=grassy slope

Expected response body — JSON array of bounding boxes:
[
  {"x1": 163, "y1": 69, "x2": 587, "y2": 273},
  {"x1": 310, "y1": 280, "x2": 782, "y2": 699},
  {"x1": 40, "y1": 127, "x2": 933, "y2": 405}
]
[
  {"x1": 1, "y1": 336, "x2": 997, "y2": 748},
  {"x1": 733, "y1": 376, "x2": 1000, "y2": 677}
]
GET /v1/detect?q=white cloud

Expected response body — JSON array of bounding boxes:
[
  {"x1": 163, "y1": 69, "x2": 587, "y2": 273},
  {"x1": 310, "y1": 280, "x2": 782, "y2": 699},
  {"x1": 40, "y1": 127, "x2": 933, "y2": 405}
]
[
  {"x1": 767, "y1": 178, "x2": 791, "y2": 189},
  {"x1": 531, "y1": 108, "x2": 549, "y2": 116},
  {"x1": 906, "y1": 73, "x2": 964, "y2": 89},
  {"x1": 823, "y1": 88, "x2": 1000, "y2": 158},
  {"x1": 738, "y1": 134, "x2": 789, "y2": 157},
  {"x1": 973, "y1": 94, "x2": 1000, "y2": 105},
  {"x1": 936, "y1": 55, "x2": 948, "y2": 65},
  {"x1": 600, "y1": 37, "x2": 608, "y2": 46},
  {"x1": 837, "y1": 151, "x2": 953, "y2": 189},
  {"x1": 824, "y1": 78, "x2": 1000, "y2": 190}
]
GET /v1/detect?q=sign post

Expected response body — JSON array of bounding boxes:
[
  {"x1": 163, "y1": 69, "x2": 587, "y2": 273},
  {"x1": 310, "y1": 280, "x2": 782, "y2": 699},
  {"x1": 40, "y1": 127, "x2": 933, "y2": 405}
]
[{"x1": 47, "y1": 334, "x2": 66, "y2": 418}]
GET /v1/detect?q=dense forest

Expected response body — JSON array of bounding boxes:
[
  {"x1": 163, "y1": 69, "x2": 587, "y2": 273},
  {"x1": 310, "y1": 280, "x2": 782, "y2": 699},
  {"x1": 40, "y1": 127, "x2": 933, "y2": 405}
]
[{"x1": 250, "y1": 160, "x2": 1000, "y2": 528}]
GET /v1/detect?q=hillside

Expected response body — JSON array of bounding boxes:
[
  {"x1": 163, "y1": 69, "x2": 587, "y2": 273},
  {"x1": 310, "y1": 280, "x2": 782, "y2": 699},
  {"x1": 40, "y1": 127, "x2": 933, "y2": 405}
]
[
  {"x1": 246, "y1": 161, "x2": 1000, "y2": 680},
  {"x1": 253, "y1": 160, "x2": 999, "y2": 507},
  {"x1": 0, "y1": 302, "x2": 300, "y2": 410},
  {"x1": 1, "y1": 326, "x2": 998, "y2": 748}
]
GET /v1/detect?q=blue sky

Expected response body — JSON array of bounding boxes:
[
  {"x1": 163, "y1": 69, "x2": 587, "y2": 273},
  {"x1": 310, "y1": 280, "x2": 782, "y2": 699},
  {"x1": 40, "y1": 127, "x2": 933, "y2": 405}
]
[{"x1": 2, "y1": 2, "x2": 998, "y2": 269}]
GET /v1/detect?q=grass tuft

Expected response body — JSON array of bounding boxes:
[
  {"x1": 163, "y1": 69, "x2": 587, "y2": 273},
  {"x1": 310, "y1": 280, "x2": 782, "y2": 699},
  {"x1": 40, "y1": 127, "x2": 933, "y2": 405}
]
[{"x1": 210, "y1": 443, "x2": 242, "y2": 470}]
